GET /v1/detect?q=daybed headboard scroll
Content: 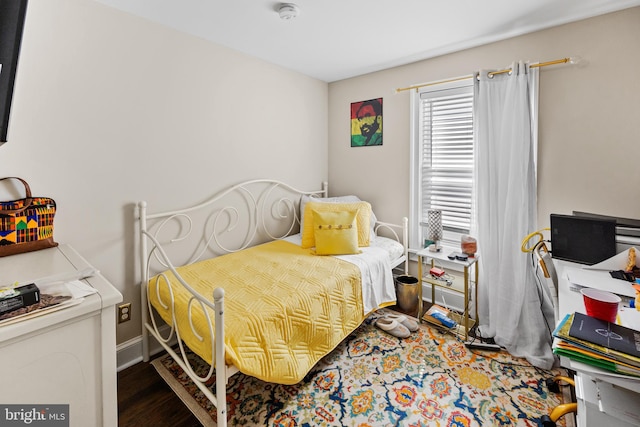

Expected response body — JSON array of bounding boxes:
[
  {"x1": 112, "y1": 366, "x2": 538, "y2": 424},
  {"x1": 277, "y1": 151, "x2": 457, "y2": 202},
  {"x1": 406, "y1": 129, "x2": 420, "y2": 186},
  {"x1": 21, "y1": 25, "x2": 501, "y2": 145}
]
[{"x1": 138, "y1": 180, "x2": 328, "y2": 274}]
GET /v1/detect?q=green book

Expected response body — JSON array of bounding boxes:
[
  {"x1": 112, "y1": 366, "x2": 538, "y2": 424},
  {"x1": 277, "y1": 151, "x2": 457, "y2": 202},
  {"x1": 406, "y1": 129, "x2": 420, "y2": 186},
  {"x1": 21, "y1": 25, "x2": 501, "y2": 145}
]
[{"x1": 553, "y1": 346, "x2": 640, "y2": 377}]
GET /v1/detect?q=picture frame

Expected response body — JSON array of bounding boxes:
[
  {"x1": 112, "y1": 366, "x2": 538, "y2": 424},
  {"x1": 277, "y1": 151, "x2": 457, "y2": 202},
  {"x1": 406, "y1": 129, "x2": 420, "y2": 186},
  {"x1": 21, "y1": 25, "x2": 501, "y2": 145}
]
[{"x1": 350, "y1": 97, "x2": 382, "y2": 147}]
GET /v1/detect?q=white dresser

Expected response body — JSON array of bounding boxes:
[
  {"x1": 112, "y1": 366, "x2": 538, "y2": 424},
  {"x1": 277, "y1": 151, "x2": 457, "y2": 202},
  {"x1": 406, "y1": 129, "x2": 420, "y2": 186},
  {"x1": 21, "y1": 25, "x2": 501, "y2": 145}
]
[{"x1": 0, "y1": 244, "x2": 122, "y2": 426}]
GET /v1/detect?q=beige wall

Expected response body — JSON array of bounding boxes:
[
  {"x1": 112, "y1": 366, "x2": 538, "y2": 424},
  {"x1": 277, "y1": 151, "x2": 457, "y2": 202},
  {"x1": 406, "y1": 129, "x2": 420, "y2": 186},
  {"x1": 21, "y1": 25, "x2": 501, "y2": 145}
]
[
  {"x1": 328, "y1": 7, "x2": 640, "y2": 233},
  {"x1": 1, "y1": 0, "x2": 328, "y2": 344},
  {"x1": 3, "y1": 1, "x2": 638, "y2": 351}
]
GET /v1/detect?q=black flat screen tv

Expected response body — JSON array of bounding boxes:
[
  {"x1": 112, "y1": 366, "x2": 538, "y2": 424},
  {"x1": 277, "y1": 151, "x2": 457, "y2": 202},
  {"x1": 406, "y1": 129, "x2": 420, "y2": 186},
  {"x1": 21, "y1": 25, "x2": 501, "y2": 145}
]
[
  {"x1": 0, "y1": 0, "x2": 28, "y2": 143},
  {"x1": 550, "y1": 214, "x2": 617, "y2": 265}
]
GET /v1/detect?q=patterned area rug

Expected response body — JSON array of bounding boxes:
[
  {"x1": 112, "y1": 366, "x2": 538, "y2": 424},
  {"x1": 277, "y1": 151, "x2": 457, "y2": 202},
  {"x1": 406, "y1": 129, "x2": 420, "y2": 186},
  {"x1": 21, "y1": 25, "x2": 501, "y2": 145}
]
[{"x1": 151, "y1": 309, "x2": 569, "y2": 426}]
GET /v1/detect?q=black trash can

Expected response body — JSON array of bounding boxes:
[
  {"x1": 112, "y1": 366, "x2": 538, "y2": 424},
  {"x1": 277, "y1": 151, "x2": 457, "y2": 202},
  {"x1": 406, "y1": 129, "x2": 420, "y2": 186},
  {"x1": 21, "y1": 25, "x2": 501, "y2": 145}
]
[{"x1": 395, "y1": 275, "x2": 419, "y2": 315}]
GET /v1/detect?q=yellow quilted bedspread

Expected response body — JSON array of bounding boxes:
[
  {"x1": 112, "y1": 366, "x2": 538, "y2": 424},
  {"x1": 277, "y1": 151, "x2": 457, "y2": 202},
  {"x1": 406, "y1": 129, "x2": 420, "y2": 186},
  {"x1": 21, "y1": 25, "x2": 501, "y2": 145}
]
[{"x1": 149, "y1": 240, "x2": 373, "y2": 384}]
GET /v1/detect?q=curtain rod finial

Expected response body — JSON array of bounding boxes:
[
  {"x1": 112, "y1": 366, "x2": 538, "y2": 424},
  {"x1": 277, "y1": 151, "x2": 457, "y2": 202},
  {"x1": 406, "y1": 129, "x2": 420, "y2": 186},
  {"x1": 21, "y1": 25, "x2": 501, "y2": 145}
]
[{"x1": 569, "y1": 56, "x2": 582, "y2": 65}]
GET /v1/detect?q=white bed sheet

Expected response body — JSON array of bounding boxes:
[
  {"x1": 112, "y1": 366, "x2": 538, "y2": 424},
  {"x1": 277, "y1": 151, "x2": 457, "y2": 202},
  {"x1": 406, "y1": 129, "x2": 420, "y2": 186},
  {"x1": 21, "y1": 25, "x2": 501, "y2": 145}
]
[{"x1": 283, "y1": 233, "x2": 396, "y2": 314}]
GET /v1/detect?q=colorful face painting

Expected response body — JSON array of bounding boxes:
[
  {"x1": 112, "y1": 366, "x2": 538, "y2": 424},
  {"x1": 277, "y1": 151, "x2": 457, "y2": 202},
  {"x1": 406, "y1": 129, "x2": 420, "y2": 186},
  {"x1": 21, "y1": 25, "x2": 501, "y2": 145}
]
[{"x1": 351, "y1": 98, "x2": 382, "y2": 147}]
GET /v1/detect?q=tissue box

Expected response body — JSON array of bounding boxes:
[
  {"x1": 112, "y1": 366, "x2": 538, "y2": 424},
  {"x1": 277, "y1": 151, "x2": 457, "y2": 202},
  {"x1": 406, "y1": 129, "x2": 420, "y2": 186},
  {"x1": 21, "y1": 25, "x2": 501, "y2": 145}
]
[
  {"x1": 424, "y1": 304, "x2": 457, "y2": 328},
  {"x1": 0, "y1": 283, "x2": 40, "y2": 315}
]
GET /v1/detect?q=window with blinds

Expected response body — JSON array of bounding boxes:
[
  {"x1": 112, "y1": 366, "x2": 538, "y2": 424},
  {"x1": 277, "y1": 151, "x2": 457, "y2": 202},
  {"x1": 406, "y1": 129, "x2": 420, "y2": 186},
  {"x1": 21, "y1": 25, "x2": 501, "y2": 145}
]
[{"x1": 414, "y1": 82, "x2": 474, "y2": 244}]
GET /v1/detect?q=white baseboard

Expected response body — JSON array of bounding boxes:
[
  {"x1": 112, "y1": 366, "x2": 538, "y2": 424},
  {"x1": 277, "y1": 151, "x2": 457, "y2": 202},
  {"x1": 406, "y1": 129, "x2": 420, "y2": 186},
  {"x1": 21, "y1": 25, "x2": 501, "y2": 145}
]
[
  {"x1": 116, "y1": 326, "x2": 173, "y2": 372},
  {"x1": 116, "y1": 337, "x2": 144, "y2": 372}
]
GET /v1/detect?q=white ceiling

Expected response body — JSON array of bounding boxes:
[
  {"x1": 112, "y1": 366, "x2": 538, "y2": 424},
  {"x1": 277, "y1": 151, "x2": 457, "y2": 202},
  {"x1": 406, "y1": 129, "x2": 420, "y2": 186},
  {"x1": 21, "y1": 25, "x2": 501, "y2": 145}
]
[{"x1": 93, "y1": 0, "x2": 640, "y2": 82}]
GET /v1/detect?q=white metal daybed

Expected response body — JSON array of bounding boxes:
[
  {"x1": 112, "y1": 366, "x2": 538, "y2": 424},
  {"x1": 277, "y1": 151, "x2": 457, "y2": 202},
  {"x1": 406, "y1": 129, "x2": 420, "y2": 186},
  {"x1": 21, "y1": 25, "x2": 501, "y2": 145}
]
[{"x1": 137, "y1": 179, "x2": 408, "y2": 427}]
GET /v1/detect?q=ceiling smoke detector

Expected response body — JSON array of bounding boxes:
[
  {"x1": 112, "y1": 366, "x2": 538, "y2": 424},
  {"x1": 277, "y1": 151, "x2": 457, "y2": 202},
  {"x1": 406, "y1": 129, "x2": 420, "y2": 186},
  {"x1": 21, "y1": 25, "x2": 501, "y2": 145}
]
[{"x1": 278, "y1": 3, "x2": 300, "y2": 20}]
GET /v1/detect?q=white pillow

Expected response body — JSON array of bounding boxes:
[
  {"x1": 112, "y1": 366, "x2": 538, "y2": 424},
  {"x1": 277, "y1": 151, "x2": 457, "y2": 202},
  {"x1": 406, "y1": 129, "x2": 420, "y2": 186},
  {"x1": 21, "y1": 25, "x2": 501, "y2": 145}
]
[
  {"x1": 300, "y1": 194, "x2": 378, "y2": 239},
  {"x1": 370, "y1": 236, "x2": 405, "y2": 263}
]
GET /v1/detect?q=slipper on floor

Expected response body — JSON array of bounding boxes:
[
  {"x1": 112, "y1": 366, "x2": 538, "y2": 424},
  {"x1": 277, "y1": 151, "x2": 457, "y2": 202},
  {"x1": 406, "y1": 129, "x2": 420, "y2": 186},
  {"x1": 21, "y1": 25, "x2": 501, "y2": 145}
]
[
  {"x1": 375, "y1": 317, "x2": 411, "y2": 338},
  {"x1": 385, "y1": 313, "x2": 419, "y2": 332}
]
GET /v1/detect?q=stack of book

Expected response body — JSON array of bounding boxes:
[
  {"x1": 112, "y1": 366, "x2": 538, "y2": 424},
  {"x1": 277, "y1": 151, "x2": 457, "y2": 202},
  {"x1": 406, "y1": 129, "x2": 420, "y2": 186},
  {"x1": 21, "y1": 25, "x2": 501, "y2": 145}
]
[{"x1": 553, "y1": 312, "x2": 640, "y2": 377}]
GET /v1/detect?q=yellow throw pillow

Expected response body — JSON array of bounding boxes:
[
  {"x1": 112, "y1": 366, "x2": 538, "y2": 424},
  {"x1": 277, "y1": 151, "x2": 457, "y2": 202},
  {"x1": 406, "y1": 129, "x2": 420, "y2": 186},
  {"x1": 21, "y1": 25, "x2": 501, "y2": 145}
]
[
  {"x1": 301, "y1": 201, "x2": 371, "y2": 249},
  {"x1": 312, "y1": 209, "x2": 361, "y2": 255}
]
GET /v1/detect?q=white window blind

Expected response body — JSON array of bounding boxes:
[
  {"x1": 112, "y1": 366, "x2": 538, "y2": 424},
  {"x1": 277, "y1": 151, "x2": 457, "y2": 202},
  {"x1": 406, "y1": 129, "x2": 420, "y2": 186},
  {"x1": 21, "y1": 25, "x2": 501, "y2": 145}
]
[{"x1": 418, "y1": 84, "x2": 474, "y2": 235}]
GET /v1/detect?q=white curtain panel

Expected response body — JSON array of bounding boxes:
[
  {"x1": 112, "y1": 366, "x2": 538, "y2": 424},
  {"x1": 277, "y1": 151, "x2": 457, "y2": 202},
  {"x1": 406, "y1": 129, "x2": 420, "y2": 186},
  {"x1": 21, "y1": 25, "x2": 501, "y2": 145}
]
[{"x1": 473, "y1": 62, "x2": 556, "y2": 369}]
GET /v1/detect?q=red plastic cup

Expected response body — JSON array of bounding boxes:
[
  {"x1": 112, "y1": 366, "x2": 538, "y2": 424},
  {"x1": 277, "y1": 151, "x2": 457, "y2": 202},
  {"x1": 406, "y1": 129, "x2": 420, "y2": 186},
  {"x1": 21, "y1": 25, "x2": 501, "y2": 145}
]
[{"x1": 580, "y1": 288, "x2": 621, "y2": 322}]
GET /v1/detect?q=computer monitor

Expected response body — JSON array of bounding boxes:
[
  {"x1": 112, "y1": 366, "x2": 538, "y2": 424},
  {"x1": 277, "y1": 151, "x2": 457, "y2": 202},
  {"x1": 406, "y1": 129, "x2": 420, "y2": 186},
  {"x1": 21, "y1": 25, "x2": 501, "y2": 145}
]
[{"x1": 550, "y1": 214, "x2": 617, "y2": 265}]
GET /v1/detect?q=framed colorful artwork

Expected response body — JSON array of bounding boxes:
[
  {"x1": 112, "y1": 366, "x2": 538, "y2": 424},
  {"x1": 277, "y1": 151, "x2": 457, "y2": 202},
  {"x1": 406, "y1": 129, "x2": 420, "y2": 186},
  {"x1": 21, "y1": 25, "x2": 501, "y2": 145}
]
[{"x1": 350, "y1": 97, "x2": 382, "y2": 147}]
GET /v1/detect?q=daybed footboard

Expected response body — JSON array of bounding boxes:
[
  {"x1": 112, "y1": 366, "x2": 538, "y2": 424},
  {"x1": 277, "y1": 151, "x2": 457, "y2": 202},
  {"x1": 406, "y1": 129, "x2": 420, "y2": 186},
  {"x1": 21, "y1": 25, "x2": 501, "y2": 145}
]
[{"x1": 141, "y1": 227, "x2": 234, "y2": 425}]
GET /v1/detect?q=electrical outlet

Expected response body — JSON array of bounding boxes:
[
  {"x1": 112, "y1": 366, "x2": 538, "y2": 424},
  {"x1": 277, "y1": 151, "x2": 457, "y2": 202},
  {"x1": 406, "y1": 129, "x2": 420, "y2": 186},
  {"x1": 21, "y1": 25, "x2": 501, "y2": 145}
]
[{"x1": 118, "y1": 303, "x2": 132, "y2": 324}]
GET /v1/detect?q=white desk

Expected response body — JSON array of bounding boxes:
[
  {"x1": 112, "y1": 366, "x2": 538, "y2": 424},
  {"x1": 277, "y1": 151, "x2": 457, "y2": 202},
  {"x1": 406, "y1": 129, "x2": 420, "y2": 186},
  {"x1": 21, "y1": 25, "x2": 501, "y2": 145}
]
[
  {"x1": 557, "y1": 260, "x2": 640, "y2": 427},
  {"x1": 0, "y1": 244, "x2": 122, "y2": 426}
]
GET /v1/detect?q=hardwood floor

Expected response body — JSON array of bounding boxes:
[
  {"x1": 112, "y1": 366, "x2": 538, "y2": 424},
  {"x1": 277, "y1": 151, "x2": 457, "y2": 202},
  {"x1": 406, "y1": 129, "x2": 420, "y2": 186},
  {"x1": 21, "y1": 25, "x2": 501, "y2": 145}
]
[{"x1": 117, "y1": 357, "x2": 202, "y2": 427}]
